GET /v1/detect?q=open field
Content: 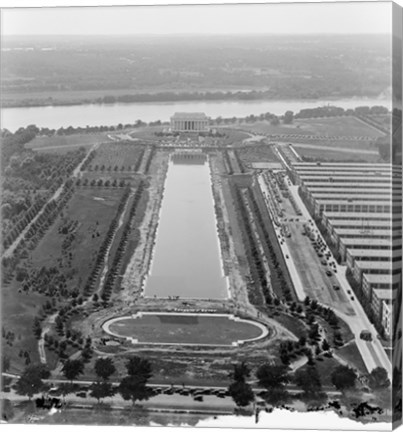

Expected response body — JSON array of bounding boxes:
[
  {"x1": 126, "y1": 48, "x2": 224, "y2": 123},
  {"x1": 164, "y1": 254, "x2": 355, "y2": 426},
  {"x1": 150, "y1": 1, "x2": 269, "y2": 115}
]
[
  {"x1": 236, "y1": 122, "x2": 310, "y2": 136},
  {"x1": 29, "y1": 188, "x2": 124, "y2": 281},
  {"x1": 88, "y1": 142, "x2": 146, "y2": 170},
  {"x1": 238, "y1": 144, "x2": 280, "y2": 164},
  {"x1": 293, "y1": 116, "x2": 385, "y2": 138},
  {"x1": 295, "y1": 145, "x2": 380, "y2": 163},
  {"x1": 106, "y1": 314, "x2": 268, "y2": 346},
  {"x1": 26, "y1": 133, "x2": 110, "y2": 152}
]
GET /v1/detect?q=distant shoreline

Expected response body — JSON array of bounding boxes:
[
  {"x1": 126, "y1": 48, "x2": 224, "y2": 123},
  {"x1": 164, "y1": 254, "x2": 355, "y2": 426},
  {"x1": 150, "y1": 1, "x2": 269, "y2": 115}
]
[{"x1": 1, "y1": 89, "x2": 388, "y2": 110}]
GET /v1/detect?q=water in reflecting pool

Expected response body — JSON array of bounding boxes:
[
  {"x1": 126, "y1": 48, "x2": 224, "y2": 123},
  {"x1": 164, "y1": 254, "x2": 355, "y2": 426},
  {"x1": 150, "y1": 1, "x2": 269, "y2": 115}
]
[{"x1": 144, "y1": 153, "x2": 228, "y2": 299}]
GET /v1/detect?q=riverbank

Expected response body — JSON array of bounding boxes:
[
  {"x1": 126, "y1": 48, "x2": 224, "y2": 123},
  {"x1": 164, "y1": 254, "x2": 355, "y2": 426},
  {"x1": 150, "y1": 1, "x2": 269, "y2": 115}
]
[
  {"x1": 2, "y1": 97, "x2": 391, "y2": 133},
  {"x1": 1, "y1": 88, "x2": 387, "y2": 109}
]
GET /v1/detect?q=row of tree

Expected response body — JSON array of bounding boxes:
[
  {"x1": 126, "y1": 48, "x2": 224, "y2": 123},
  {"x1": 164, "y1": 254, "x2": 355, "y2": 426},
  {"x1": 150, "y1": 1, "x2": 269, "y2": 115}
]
[
  {"x1": 100, "y1": 181, "x2": 145, "y2": 304},
  {"x1": 13, "y1": 354, "x2": 390, "y2": 409},
  {"x1": 231, "y1": 185, "x2": 268, "y2": 305},
  {"x1": 76, "y1": 178, "x2": 129, "y2": 188},
  {"x1": 14, "y1": 356, "x2": 153, "y2": 406},
  {"x1": 80, "y1": 187, "x2": 131, "y2": 300},
  {"x1": 246, "y1": 186, "x2": 294, "y2": 303}
]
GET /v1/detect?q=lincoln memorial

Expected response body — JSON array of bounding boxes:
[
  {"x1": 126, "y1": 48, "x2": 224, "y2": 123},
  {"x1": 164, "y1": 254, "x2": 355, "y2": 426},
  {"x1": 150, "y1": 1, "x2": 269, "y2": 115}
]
[{"x1": 170, "y1": 112, "x2": 210, "y2": 132}]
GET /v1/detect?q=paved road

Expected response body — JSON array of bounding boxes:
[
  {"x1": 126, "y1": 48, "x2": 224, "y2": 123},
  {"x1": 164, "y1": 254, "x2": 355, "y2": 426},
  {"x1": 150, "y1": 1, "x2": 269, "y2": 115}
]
[
  {"x1": 258, "y1": 173, "x2": 391, "y2": 377},
  {"x1": 1, "y1": 373, "x2": 342, "y2": 414},
  {"x1": 286, "y1": 182, "x2": 391, "y2": 378}
]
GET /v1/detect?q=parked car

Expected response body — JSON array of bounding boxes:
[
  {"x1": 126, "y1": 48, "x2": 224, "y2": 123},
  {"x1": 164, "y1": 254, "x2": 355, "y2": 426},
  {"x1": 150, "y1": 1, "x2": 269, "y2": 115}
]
[
  {"x1": 333, "y1": 285, "x2": 340, "y2": 291},
  {"x1": 326, "y1": 270, "x2": 332, "y2": 276},
  {"x1": 360, "y1": 330, "x2": 373, "y2": 341}
]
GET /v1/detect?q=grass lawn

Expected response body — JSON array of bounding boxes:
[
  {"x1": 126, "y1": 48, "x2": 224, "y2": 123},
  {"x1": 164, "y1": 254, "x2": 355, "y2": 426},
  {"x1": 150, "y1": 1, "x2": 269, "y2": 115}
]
[
  {"x1": 296, "y1": 146, "x2": 380, "y2": 163},
  {"x1": 336, "y1": 341, "x2": 368, "y2": 374},
  {"x1": 107, "y1": 314, "x2": 268, "y2": 346},
  {"x1": 1, "y1": 286, "x2": 48, "y2": 372},
  {"x1": 26, "y1": 133, "x2": 109, "y2": 152},
  {"x1": 237, "y1": 121, "x2": 306, "y2": 136},
  {"x1": 88, "y1": 142, "x2": 145, "y2": 170},
  {"x1": 30, "y1": 188, "x2": 124, "y2": 285},
  {"x1": 238, "y1": 144, "x2": 280, "y2": 164},
  {"x1": 294, "y1": 117, "x2": 385, "y2": 138},
  {"x1": 267, "y1": 310, "x2": 309, "y2": 339},
  {"x1": 299, "y1": 355, "x2": 342, "y2": 388},
  {"x1": 2, "y1": 188, "x2": 125, "y2": 371}
]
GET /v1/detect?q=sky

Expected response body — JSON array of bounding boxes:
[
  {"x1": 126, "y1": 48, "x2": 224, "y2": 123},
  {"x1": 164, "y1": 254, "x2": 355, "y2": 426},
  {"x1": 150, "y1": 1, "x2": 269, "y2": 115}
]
[{"x1": 1, "y1": 1, "x2": 393, "y2": 36}]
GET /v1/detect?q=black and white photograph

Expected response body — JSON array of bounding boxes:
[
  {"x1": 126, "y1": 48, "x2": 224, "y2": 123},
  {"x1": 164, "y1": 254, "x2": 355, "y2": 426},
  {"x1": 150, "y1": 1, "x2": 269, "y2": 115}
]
[{"x1": 0, "y1": 0, "x2": 402, "y2": 429}]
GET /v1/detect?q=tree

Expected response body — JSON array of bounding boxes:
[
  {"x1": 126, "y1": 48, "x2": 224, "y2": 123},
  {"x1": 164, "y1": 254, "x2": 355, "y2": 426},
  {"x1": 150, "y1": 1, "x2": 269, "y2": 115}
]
[
  {"x1": 118, "y1": 375, "x2": 151, "y2": 406},
  {"x1": 283, "y1": 111, "x2": 294, "y2": 124},
  {"x1": 295, "y1": 366, "x2": 322, "y2": 396},
  {"x1": 33, "y1": 317, "x2": 42, "y2": 339},
  {"x1": 15, "y1": 364, "x2": 50, "y2": 400},
  {"x1": 368, "y1": 367, "x2": 390, "y2": 390},
  {"x1": 118, "y1": 356, "x2": 153, "y2": 406},
  {"x1": 94, "y1": 357, "x2": 116, "y2": 381},
  {"x1": 331, "y1": 365, "x2": 357, "y2": 391},
  {"x1": 126, "y1": 356, "x2": 152, "y2": 380},
  {"x1": 62, "y1": 359, "x2": 84, "y2": 382},
  {"x1": 228, "y1": 381, "x2": 255, "y2": 408},
  {"x1": 1, "y1": 355, "x2": 10, "y2": 373},
  {"x1": 322, "y1": 339, "x2": 330, "y2": 351},
  {"x1": 230, "y1": 361, "x2": 250, "y2": 383},
  {"x1": 90, "y1": 380, "x2": 115, "y2": 403},
  {"x1": 256, "y1": 364, "x2": 289, "y2": 390}
]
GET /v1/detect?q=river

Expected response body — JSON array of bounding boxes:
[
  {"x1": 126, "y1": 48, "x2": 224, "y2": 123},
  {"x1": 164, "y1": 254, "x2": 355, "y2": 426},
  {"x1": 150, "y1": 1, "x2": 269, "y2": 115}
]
[
  {"x1": 1, "y1": 97, "x2": 390, "y2": 132},
  {"x1": 143, "y1": 153, "x2": 228, "y2": 299}
]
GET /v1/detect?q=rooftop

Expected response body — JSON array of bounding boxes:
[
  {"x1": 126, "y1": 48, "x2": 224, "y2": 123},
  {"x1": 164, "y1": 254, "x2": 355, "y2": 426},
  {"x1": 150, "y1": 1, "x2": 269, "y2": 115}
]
[
  {"x1": 363, "y1": 273, "x2": 402, "y2": 291},
  {"x1": 304, "y1": 181, "x2": 397, "y2": 188},
  {"x1": 348, "y1": 249, "x2": 401, "y2": 258},
  {"x1": 315, "y1": 194, "x2": 399, "y2": 202},
  {"x1": 171, "y1": 112, "x2": 209, "y2": 119},
  {"x1": 293, "y1": 162, "x2": 395, "y2": 168},
  {"x1": 334, "y1": 228, "x2": 393, "y2": 237},
  {"x1": 363, "y1": 273, "x2": 402, "y2": 285},
  {"x1": 329, "y1": 219, "x2": 396, "y2": 228},
  {"x1": 372, "y1": 288, "x2": 399, "y2": 300},
  {"x1": 317, "y1": 199, "x2": 400, "y2": 205},
  {"x1": 307, "y1": 187, "x2": 400, "y2": 194},
  {"x1": 341, "y1": 237, "x2": 401, "y2": 247},
  {"x1": 324, "y1": 212, "x2": 399, "y2": 220},
  {"x1": 355, "y1": 260, "x2": 402, "y2": 271}
]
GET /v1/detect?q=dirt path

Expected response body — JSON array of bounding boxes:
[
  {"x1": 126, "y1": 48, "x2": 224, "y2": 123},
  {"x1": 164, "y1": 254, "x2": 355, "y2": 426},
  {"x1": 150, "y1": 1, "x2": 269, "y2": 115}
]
[{"x1": 120, "y1": 152, "x2": 169, "y2": 303}]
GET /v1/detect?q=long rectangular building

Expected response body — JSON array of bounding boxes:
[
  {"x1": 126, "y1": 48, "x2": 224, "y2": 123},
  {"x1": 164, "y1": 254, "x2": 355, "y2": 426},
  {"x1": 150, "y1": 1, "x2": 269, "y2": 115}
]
[
  {"x1": 327, "y1": 219, "x2": 401, "y2": 230},
  {"x1": 293, "y1": 162, "x2": 402, "y2": 339}
]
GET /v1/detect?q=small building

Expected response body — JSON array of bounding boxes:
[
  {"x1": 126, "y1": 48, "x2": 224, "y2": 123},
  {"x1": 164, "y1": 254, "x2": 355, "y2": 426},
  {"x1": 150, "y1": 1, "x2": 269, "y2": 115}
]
[
  {"x1": 170, "y1": 112, "x2": 209, "y2": 132},
  {"x1": 362, "y1": 273, "x2": 402, "y2": 301}
]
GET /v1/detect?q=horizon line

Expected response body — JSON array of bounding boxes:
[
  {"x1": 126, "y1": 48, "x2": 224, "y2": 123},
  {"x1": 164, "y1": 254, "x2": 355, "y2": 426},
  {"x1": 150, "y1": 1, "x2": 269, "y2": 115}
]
[{"x1": 3, "y1": 32, "x2": 391, "y2": 36}]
